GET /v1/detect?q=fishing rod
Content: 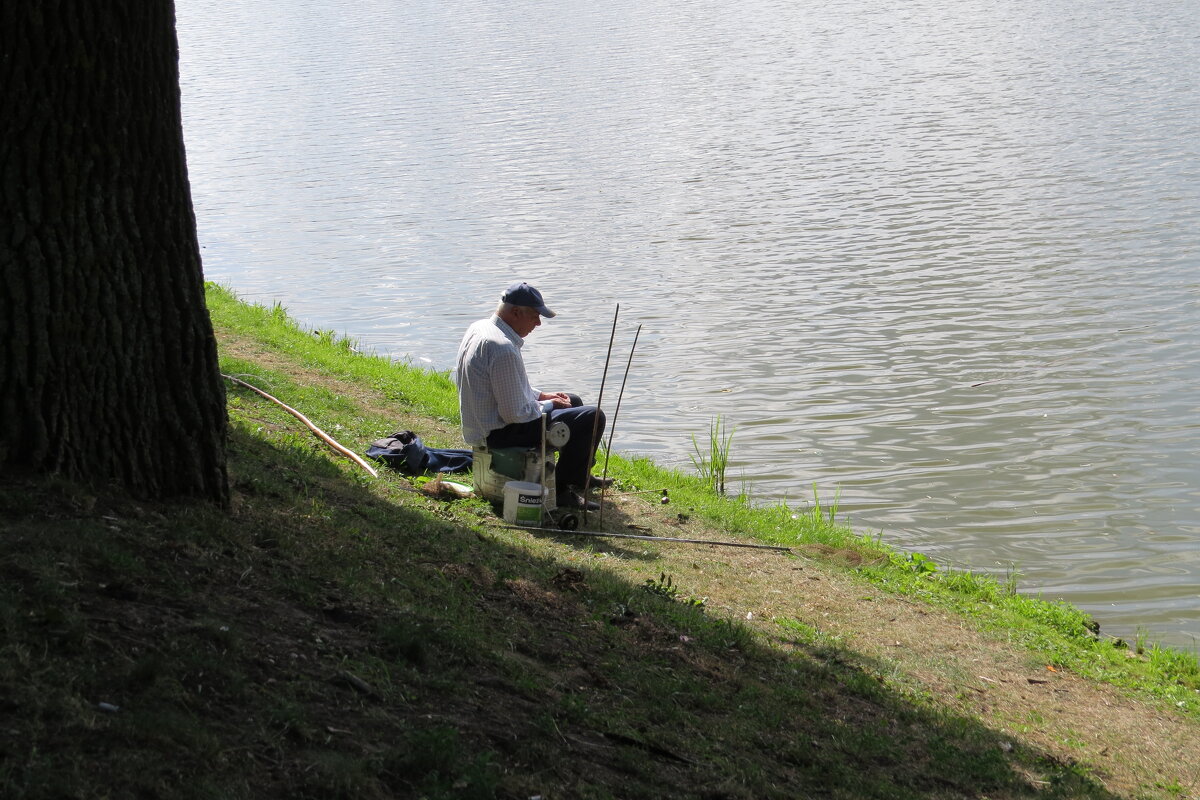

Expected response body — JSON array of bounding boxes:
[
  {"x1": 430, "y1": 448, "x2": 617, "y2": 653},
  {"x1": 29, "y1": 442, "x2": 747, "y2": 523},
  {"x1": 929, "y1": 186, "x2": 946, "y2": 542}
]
[
  {"x1": 501, "y1": 525, "x2": 791, "y2": 552},
  {"x1": 583, "y1": 305, "x2": 619, "y2": 522},
  {"x1": 597, "y1": 323, "x2": 642, "y2": 523}
]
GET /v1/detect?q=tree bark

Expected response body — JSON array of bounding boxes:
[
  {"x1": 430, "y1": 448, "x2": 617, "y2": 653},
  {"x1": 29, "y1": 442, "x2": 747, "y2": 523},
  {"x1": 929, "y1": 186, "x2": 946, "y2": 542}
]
[{"x1": 0, "y1": 2, "x2": 229, "y2": 504}]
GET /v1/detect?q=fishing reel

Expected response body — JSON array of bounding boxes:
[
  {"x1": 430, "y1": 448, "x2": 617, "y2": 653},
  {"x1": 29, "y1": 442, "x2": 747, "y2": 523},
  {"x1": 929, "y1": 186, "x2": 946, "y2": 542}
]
[{"x1": 545, "y1": 420, "x2": 569, "y2": 449}]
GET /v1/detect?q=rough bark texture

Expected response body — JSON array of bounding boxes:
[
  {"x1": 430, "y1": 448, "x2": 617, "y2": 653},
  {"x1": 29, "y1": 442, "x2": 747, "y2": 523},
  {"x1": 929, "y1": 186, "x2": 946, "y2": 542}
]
[{"x1": 0, "y1": 2, "x2": 229, "y2": 504}]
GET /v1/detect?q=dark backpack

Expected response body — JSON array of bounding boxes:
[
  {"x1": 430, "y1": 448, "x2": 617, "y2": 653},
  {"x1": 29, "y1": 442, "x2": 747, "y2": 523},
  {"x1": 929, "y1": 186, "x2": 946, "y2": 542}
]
[{"x1": 366, "y1": 431, "x2": 473, "y2": 475}]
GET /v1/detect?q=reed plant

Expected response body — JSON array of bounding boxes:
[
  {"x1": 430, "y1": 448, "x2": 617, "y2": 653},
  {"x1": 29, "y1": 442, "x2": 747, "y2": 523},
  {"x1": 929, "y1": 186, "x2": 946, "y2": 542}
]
[{"x1": 689, "y1": 414, "x2": 736, "y2": 494}]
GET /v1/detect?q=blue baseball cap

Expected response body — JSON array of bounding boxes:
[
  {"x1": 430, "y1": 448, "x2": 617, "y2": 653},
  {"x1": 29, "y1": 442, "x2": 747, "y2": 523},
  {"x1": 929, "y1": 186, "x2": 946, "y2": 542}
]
[{"x1": 502, "y1": 282, "x2": 556, "y2": 318}]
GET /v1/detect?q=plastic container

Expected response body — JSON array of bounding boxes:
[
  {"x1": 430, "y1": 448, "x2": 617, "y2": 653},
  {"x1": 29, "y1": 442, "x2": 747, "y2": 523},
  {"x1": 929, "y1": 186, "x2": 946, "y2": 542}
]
[{"x1": 503, "y1": 481, "x2": 543, "y2": 526}]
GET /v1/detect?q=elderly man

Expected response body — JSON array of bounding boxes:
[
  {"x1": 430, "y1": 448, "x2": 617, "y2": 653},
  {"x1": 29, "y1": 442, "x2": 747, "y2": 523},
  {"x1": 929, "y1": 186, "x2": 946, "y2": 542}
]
[{"x1": 454, "y1": 282, "x2": 607, "y2": 510}]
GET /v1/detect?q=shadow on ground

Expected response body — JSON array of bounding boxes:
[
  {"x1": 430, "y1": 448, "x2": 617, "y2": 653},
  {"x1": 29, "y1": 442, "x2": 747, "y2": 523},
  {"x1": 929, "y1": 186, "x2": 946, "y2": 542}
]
[{"x1": 0, "y1": 427, "x2": 1120, "y2": 800}]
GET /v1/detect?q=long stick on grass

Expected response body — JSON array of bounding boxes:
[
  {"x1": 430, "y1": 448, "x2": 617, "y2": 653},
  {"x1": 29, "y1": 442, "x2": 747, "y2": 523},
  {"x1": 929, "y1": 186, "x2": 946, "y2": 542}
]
[{"x1": 222, "y1": 374, "x2": 379, "y2": 478}]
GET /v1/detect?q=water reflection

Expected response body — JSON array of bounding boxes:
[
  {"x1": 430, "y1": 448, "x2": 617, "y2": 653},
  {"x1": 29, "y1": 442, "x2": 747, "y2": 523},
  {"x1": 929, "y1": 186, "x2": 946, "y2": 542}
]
[{"x1": 177, "y1": 0, "x2": 1200, "y2": 647}]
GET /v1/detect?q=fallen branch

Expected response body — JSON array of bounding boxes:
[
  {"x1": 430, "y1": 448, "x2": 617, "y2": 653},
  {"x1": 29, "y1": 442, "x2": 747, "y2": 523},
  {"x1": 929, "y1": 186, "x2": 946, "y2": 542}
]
[{"x1": 221, "y1": 373, "x2": 378, "y2": 478}]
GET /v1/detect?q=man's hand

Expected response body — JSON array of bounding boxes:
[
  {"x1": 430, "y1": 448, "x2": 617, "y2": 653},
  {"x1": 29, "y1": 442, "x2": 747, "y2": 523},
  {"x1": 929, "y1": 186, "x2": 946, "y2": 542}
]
[{"x1": 537, "y1": 391, "x2": 572, "y2": 408}]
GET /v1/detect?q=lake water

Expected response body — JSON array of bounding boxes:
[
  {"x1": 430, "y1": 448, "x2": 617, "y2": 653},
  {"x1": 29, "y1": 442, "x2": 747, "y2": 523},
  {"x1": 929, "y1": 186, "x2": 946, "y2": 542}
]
[{"x1": 176, "y1": 0, "x2": 1200, "y2": 648}]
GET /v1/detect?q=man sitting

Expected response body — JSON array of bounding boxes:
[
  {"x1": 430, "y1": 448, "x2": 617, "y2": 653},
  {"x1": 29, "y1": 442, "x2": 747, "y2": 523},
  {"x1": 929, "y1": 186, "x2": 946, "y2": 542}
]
[{"x1": 454, "y1": 282, "x2": 607, "y2": 510}]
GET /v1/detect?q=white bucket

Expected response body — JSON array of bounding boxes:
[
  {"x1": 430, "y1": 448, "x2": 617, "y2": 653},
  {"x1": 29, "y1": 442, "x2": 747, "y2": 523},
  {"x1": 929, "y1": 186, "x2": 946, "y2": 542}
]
[{"x1": 503, "y1": 481, "x2": 543, "y2": 526}]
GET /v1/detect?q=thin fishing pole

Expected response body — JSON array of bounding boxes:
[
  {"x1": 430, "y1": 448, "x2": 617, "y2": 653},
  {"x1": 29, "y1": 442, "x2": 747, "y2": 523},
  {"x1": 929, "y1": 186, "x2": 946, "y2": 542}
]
[
  {"x1": 598, "y1": 323, "x2": 641, "y2": 523},
  {"x1": 583, "y1": 305, "x2": 619, "y2": 522},
  {"x1": 501, "y1": 525, "x2": 792, "y2": 552}
]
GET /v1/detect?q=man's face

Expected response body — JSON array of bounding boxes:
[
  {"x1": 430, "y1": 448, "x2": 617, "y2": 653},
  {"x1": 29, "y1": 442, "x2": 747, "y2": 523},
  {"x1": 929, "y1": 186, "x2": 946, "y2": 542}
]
[{"x1": 511, "y1": 306, "x2": 542, "y2": 338}]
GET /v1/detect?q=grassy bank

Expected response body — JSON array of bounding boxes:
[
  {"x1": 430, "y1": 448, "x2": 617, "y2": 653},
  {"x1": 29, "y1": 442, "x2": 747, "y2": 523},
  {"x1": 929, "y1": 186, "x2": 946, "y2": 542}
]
[{"x1": 1, "y1": 283, "x2": 1198, "y2": 799}]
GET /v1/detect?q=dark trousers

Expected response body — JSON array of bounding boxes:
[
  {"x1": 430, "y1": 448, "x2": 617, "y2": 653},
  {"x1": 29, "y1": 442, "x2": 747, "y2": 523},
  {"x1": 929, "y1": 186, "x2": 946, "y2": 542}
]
[{"x1": 486, "y1": 394, "x2": 606, "y2": 490}]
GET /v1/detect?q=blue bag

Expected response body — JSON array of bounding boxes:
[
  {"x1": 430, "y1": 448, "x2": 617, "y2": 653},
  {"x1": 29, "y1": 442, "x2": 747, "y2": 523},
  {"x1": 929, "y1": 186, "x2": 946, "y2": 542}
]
[{"x1": 366, "y1": 431, "x2": 473, "y2": 475}]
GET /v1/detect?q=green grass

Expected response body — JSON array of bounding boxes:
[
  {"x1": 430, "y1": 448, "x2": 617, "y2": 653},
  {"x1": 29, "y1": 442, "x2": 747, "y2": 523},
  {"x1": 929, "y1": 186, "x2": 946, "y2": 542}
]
[
  {"x1": 206, "y1": 283, "x2": 460, "y2": 425},
  {"x1": 209, "y1": 282, "x2": 1200, "y2": 712},
  {"x1": 1, "y1": 284, "x2": 1197, "y2": 798}
]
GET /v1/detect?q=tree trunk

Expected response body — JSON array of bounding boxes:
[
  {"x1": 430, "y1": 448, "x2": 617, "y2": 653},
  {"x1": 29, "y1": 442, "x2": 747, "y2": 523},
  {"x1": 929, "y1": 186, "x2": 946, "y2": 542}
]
[{"x1": 0, "y1": 2, "x2": 229, "y2": 504}]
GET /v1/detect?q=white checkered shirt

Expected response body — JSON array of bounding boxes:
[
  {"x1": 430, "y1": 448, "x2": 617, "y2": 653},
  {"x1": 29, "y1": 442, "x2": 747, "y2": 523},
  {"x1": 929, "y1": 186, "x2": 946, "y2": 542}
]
[{"x1": 454, "y1": 315, "x2": 541, "y2": 445}]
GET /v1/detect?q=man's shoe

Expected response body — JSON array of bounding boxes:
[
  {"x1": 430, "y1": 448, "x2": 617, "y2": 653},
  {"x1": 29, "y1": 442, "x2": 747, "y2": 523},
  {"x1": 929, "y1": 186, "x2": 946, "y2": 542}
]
[
  {"x1": 560, "y1": 491, "x2": 600, "y2": 511},
  {"x1": 587, "y1": 475, "x2": 616, "y2": 490}
]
